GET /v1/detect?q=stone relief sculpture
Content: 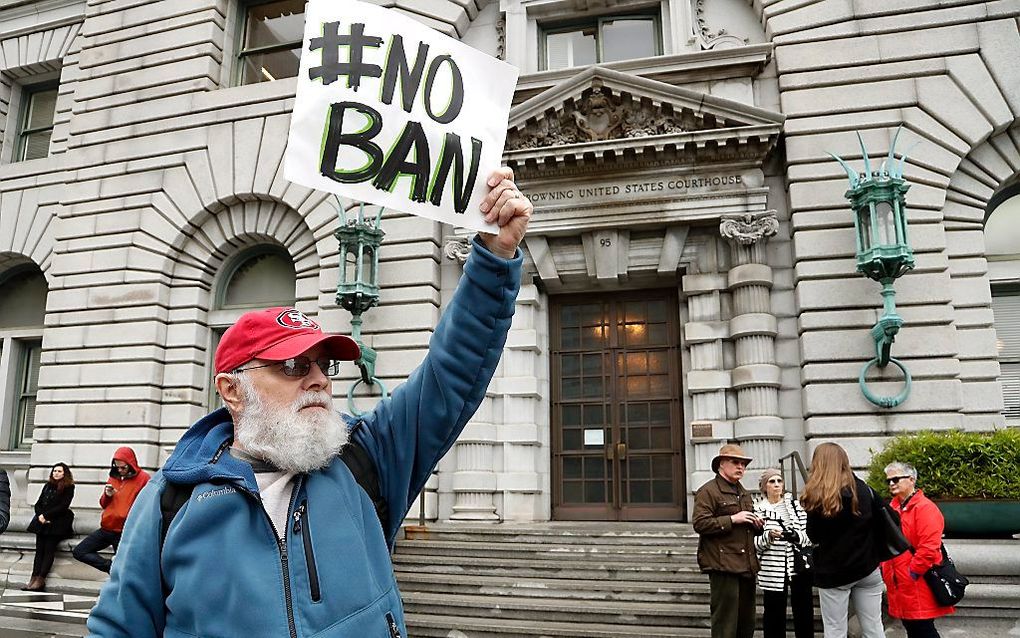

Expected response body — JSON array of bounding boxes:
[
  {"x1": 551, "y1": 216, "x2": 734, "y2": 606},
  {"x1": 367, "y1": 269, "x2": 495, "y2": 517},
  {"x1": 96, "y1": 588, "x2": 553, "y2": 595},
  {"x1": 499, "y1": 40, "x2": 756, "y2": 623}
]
[
  {"x1": 571, "y1": 91, "x2": 625, "y2": 141},
  {"x1": 719, "y1": 211, "x2": 780, "y2": 245},
  {"x1": 506, "y1": 87, "x2": 694, "y2": 150},
  {"x1": 443, "y1": 237, "x2": 472, "y2": 264},
  {"x1": 694, "y1": 0, "x2": 750, "y2": 49}
]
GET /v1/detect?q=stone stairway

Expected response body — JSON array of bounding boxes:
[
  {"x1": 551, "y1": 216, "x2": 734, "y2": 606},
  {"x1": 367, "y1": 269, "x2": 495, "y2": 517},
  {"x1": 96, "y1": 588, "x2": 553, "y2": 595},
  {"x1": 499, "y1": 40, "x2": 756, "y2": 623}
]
[{"x1": 393, "y1": 522, "x2": 715, "y2": 638}]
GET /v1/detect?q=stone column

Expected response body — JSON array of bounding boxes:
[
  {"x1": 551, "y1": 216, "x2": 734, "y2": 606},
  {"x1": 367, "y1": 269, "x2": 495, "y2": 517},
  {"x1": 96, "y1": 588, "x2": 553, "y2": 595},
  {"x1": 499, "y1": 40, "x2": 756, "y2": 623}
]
[
  {"x1": 683, "y1": 273, "x2": 732, "y2": 489},
  {"x1": 442, "y1": 237, "x2": 499, "y2": 521},
  {"x1": 720, "y1": 212, "x2": 783, "y2": 469}
]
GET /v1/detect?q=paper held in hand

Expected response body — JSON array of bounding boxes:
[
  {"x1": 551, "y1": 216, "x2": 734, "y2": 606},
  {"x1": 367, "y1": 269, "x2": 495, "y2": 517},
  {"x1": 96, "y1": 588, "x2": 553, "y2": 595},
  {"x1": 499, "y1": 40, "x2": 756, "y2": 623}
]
[{"x1": 284, "y1": 0, "x2": 519, "y2": 233}]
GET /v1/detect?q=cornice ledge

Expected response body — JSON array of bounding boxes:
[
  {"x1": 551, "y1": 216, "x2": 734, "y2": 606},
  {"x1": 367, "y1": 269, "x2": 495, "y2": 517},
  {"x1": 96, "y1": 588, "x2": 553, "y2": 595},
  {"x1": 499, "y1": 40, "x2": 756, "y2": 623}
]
[
  {"x1": 514, "y1": 44, "x2": 774, "y2": 100},
  {"x1": 504, "y1": 123, "x2": 782, "y2": 168}
]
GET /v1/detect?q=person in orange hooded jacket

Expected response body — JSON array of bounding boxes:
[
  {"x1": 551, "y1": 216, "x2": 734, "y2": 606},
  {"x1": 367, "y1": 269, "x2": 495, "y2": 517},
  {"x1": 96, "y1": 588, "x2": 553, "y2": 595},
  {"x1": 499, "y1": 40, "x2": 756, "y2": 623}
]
[
  {"x1": 880, "y1": 461, "x2": 954, "y2": 638},
  {"x1": 73, "y1": 447, "x2": 149, "y2": 573}
]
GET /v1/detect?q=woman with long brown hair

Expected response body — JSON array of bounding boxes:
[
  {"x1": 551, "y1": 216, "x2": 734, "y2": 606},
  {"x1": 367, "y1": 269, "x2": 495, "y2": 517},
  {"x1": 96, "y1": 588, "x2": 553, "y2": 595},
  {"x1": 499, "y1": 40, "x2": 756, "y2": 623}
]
[
  {"x1": 24, "y1": 462, "x2": 76, "y2": 591},
  {"x1": 800, "y1": 443, "x2": 884, "y2": 638}
]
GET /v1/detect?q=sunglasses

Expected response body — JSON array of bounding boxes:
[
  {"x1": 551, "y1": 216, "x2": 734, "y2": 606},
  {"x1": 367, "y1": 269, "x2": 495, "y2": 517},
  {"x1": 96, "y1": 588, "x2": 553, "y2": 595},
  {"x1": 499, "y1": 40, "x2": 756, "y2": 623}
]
[
  {"x1": 236, "y1": 356, "x2": 341, "y2": 378},
  {"x1": 886, "y1": 475, "x2": 912, "y2": 485},
  {"x1": 766, "y1": 478, "x2": 784, "y2": 484}
]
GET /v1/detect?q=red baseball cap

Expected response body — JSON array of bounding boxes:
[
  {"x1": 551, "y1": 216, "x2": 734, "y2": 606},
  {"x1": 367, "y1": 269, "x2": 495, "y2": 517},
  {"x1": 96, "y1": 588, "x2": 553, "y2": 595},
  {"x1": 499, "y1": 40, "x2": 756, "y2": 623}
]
[{"x1": 214, "y1": 307, "x2": 360, "y2": 374}]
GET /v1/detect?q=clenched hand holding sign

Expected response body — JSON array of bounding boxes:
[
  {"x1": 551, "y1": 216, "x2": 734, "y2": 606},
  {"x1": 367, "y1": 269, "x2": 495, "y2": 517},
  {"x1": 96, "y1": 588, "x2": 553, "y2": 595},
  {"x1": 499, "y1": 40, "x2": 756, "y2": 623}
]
[{"x1": 285, "y1": 0, "x2": 519, "y2": 233}]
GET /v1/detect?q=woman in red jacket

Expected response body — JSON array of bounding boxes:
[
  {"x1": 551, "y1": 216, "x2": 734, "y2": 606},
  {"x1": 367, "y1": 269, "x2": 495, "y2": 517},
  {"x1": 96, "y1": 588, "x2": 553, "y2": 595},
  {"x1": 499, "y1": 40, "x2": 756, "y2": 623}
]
[{"x1": 880, "y1": 461, "x2": 955, "y2": 637}]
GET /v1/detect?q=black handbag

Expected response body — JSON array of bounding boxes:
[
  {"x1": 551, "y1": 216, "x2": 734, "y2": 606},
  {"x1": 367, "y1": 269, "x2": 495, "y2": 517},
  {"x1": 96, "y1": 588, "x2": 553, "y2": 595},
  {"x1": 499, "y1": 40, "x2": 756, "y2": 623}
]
[
  {"x1": 923, "y1": 544, "x2": 969, "y2": 606},
  {"x1": 870, "y1": 487, "x2": 913, "y2": 561},
  {"x1": 792, "y1": 540, "x2": 814, "y2": 574}
]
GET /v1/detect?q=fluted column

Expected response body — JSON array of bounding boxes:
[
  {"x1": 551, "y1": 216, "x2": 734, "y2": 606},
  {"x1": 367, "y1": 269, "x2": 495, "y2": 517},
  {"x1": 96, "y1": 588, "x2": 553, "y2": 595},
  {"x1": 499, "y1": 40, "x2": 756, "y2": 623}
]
[
  {"x1": 720, "y1": 212, "x2": 783, "y2": 469},
  {"x1": 683, "y1": 273, "x2": 732, "y2": 489}
]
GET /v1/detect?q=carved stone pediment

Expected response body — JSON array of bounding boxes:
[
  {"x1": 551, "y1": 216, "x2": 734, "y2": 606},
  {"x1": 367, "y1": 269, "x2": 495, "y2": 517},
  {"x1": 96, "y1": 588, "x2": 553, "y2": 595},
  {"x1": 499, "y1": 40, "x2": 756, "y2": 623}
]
[{"x1": 504, "y1": 66, "x2": 783, "y2": 171}]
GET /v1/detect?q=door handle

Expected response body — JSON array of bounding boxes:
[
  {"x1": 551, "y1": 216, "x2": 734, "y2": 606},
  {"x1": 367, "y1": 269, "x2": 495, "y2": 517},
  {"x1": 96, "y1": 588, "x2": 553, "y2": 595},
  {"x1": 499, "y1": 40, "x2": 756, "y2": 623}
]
[{"x1": 616, "y1": 442, "x2": 627, "y2": 461}]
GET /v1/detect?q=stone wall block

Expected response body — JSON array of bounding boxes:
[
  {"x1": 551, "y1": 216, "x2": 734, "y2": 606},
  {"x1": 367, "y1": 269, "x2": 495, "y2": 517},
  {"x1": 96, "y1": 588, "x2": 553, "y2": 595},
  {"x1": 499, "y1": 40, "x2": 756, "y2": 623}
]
[
  {"x1": 917, "y1": 75, "x2": 994, "y2": 147},
  {"x1": 796, "y1": 272, "x2": 953, "y2": 311},
  {"x1": 961, "y1": 381, "x2": 1005, "y2": 413},
  {"x1": 687, "y1": 370, "x2": 733, "y2": 392},
  {"x1": 793, "y1": 225, "x2": 946, "y2": 261},
  {"x1": 780, "y1": 78, "x2": 915, "y2": 117},
  {"x1": 803, "y1": 379, "x2": 962, "y2": 416},
  {"x1": 684, "y1": 321, "x2": 730, "y2": 343},
  {"x1": 800, "y1": 324, "x2": 959, "y2": 362},
  {"x1": 775, "y1": 36, "x2": 882, "y2": 75},
  {"x1": 805, "y1": 413, "x2": 965, "y2": 436},
  {"x1": 977, "y1": 20, "x2": 1020, "y2": 115}
]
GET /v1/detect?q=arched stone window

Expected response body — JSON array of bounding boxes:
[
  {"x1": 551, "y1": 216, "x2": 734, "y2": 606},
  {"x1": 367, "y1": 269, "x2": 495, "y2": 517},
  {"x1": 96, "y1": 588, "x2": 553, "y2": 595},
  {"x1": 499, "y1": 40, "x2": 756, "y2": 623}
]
[
  {"x1": 206, "y1": 246, "x2": 296, "y2": 408},
  {"x1": 987, "y1": 182, "x2": 1020, "y2": 424},
  {"x1": 0, "y1": 265, "x2": 48, "y2": 449}
]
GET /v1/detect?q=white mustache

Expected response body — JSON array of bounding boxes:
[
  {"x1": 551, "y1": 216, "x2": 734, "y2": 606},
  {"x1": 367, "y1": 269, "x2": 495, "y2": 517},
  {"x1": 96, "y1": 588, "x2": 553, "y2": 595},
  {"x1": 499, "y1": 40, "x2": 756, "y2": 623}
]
[{"x1": 294, "y1": 392, "x2": 333, "y2": 410}]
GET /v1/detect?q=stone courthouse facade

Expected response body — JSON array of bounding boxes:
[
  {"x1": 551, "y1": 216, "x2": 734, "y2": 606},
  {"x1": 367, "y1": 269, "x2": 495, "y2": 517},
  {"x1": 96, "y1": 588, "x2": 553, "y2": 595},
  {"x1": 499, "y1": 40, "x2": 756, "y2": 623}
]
[{"x1": 0, "y1": 0, "x2": 1018, "y2": 528}]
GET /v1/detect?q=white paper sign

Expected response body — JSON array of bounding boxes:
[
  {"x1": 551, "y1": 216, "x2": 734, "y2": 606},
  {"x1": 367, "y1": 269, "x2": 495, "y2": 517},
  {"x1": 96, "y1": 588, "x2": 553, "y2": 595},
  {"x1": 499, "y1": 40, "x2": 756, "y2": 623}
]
[{"x1": 285, "y1": 0, "x2": 519, "y2": 233}]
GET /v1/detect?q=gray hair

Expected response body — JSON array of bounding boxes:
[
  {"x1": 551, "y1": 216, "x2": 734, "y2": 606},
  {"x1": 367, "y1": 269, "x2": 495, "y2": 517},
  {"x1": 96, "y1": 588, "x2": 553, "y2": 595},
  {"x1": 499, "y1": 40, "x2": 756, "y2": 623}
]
[{"x1": 884, "y1": 461, "x2": 917, "y2": 480}]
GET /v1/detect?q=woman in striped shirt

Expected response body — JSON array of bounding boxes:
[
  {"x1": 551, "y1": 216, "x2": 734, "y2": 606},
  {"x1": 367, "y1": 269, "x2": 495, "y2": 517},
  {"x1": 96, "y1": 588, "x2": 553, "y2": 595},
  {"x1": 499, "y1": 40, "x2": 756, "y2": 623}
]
[{"x1": 754, "y1": 468, "x2": 815, "y2": 637}]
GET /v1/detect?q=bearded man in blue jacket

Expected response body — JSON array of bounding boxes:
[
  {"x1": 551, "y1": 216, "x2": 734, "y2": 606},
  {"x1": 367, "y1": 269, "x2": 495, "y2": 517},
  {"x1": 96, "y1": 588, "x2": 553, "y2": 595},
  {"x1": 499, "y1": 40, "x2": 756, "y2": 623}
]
[{"x1": 85, "y1": 168, "x2": 532, "y2": 638}]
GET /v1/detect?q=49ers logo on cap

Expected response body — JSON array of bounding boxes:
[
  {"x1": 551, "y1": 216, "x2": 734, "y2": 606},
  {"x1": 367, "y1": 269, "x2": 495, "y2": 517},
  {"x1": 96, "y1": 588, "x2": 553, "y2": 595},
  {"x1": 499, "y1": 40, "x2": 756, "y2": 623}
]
[{"x1": 276, "y1": 309, "x2": 320, "y2": 330}]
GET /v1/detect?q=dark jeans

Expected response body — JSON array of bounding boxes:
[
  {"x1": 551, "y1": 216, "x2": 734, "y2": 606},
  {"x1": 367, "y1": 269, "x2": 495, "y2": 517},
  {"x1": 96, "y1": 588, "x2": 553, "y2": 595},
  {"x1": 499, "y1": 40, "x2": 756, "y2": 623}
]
[
  {"x1": 709, "y1": 571, "x2": 756, "y2": 638},
  {"x1": 73, "y1": 528, "x2": 121, "y2": 573},
  {"x1": 902, "y1": 619, "x2": 941, "y2": 638},
  {"x1": 763, "y1": 573, "x2": 815, "y2": 638},
  {"x1": 32, "y1": 535, "x2": 62, "y2": 578}
]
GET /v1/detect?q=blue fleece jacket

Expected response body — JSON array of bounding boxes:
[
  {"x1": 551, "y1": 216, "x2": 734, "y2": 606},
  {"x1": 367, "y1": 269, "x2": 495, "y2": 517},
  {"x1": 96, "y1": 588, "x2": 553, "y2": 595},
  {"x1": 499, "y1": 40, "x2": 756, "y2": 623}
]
[{"x1": 86, "y1": 237, "x2": 522, "y2": 638}]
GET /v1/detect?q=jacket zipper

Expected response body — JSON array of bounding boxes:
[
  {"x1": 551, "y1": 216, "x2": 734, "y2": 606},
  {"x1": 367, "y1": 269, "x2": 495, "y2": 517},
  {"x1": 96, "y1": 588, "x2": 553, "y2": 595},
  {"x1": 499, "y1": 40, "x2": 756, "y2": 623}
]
[
  {"x1": 237, "y1": 480, "x2": 302, "y2": 638},
  {"x1": 292, "y1": 500, "x2": 321, "y2": 602}
]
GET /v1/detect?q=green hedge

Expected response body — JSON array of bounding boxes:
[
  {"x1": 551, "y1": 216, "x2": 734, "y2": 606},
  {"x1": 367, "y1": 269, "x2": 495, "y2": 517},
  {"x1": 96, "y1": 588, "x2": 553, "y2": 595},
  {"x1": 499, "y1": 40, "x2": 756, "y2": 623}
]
[{"x1": 866, "y1": 429, "x2": 1020, "y2": 499}]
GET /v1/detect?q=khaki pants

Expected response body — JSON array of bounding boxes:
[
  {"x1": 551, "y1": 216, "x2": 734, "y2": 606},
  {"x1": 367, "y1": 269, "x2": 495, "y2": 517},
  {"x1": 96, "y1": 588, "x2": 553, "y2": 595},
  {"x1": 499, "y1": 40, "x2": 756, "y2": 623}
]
[{"x1": 709, "y1": 571, "x2": 756, "y2": 638}]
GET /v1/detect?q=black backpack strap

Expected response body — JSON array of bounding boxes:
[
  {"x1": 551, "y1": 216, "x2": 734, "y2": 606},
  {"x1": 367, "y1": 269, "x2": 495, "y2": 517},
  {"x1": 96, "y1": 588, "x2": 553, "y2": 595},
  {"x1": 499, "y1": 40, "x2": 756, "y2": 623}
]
[
  {"x1": 159, "y1": 481, "x2": 195, "y2": 551},
  {"x1": 159, "y1": 481, "x2": 194, "y2": 599},
  {"x1": 339, "y1": 438, "x2": 388, "y2": 536}
]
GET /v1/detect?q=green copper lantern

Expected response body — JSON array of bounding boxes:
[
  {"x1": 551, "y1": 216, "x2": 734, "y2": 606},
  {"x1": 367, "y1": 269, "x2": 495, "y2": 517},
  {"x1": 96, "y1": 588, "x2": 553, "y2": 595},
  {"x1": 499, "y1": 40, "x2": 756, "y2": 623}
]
[
  {"x1": 335, "y1": 200, "x2": 388, "y2": 413},
  {"x1": 831, "y1": 128, "x2": 915, "y2": 408}
]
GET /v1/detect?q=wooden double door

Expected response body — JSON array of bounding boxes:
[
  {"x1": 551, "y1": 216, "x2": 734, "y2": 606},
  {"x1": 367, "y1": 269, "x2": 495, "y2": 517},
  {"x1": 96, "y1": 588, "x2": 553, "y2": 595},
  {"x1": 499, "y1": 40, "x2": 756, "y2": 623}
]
[{"x1": 551, "y1": 290, "x2": 685, "y2": 521}]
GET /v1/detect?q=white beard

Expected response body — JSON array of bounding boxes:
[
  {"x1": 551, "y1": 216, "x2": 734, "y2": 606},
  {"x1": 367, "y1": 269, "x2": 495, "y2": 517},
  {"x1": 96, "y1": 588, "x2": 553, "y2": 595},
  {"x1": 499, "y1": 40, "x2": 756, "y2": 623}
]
[{"x1": 234, "y1": 375, "x2": 349, "y2": 473}]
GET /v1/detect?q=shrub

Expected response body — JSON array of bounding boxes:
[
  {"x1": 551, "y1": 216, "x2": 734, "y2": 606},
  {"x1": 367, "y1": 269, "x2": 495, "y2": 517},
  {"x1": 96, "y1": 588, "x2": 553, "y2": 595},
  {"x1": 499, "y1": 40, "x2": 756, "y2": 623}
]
[{"x1": 866, "y1": 429, "x2": 1020, "y2": 500}]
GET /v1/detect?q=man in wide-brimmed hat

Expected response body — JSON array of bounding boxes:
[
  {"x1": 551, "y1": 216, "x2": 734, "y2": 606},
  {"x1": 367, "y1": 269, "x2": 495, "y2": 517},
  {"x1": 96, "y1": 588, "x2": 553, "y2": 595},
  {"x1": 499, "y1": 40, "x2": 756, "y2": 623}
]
[{"x1": 693, "y1": 443, "x2": 764, "y2": 638}]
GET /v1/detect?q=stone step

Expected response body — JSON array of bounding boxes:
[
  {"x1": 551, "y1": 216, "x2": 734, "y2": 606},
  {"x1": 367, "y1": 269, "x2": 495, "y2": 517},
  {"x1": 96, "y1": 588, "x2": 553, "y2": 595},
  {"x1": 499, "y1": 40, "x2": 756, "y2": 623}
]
[
  {"x1": 404, "y1": 612, "x2": 713, "y2": 638},
  {"x1": 394, "y1": 539, "x2": 697, "y2": 562},
  {"x1": 392, "y1": 553, "x2": 705, "y2": 582},
  {"x1": 402, "y1": 523, "x2": 699, "y2": 546},
  {"x1": 0, "y1": 610, "x2": 86, "y2": 637},
  {"x1": 402, "y1": 591, "x2": 708, "y2": 627},
  {"x1": 394, "y1": 571, "x2": 712, "y2": 603}
]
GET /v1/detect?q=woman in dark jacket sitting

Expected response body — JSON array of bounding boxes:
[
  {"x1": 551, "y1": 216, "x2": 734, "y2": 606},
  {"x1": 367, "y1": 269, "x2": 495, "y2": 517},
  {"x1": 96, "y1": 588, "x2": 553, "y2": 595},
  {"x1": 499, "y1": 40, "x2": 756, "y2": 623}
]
[{"x1": 24, "y1": 463, "x2": 75, "y2": 591}]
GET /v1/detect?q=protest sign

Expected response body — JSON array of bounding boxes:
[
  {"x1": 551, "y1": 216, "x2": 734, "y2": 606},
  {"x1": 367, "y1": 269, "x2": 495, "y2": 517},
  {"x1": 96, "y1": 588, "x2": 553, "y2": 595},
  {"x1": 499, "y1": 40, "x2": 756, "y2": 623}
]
[{"x1": 285, "y1": 0, "x2": 519, "y2": 233}]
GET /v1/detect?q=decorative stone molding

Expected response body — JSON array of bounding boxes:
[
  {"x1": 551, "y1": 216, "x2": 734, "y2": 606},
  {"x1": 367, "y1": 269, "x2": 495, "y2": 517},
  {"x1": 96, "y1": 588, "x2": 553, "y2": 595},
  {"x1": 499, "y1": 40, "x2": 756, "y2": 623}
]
[
  {"x1": 719, "y1": 211, "x2": 779, "y2": 246},
  {"x1": 694, "y1": 0, "x2": 749, "y2": 50},
  {"x1": 496, "y1": 13, "x2": 506, "y2": 61},
  {"x1": 443, "y1": 237, "x2": 472, "y2": 264},
  {"x1": 507, "y1": 86, "x2": 692, "y2": 150},
  {"x1": 504, "y1": 66, "x2": 783, "y2": 170}
]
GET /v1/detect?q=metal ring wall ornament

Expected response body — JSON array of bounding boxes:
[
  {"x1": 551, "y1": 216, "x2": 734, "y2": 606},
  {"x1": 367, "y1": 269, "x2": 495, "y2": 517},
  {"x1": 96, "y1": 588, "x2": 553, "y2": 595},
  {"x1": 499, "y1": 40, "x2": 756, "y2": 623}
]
[
  {"x1": 858, "y1": 357, "x2": 911, "y2": 408},
  {"x1": 346, "y1": 377, "x2": 390, "y2": 416}
]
